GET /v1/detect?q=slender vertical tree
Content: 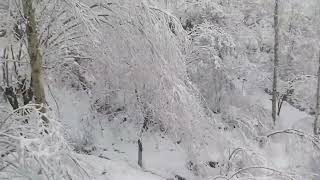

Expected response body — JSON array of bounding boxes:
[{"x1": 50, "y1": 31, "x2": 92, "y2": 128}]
[
  {"x1": 22, "y1": 0, "x2": 47, "y2": 119},
  {"x1": 272, "y1": 0, "x2": 280, "y2": 126},
  {"x1": 314, "y1": 51, "x2": 320, "y2": 135},
  {"x1": 314, "y1": 0, "x2": 320, "y2": 135}
]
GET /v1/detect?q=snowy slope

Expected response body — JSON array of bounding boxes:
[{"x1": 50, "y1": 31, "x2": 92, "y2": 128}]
[
  {"x1": 79, "y1": 155, "x2": 165, "y2": 180},
  {"x1": 1, "y1": 0, "x2": 320, "y2": 179}
]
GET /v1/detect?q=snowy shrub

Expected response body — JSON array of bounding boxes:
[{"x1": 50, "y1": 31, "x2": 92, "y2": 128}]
[
  {"x1": 37, "y1": 0, "x2": 103, "y2": 91},
  {"x1": 80, "y1": 2, "x2": 236, "y2": 172},
  {"x1": 186, "y1": 22, "x2": 235, "y2": 113},
  {"x1": 0, "y1": 105, "x2": 87, "y2": 180},
  {"x1": 90, "y1": 1, "x2": 182, "y2": 125},
  {"x1": 178, "y1": 0, "x2": 226, "y2": 28},
  {"x1": 287, "y1": 76, "x2": 317, "y2": 115},
  {"x1": 189, "y1": 22, "x2": 235, "y2": 58}
]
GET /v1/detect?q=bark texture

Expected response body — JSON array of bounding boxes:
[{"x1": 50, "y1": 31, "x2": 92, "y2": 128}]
[
  {"x1": 22, "y1": 1, "x2": 47, "y2": 121},
  {"x1": 272, "y1": 0, "x2": 280, "y2": 126},
  {"x1": 22, "y1": 1, "x2": 46, "y2": 106},
  {"x1": 314, "y1": 51, "x2": 320, "y2": 135}
]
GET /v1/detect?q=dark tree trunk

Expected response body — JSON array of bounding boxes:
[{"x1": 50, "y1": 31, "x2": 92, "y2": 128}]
[
  {"x1": 138, "y1": 139, "x2": 143, "y2": 168},
  {"x1": 314, "y1": 51, "x2": 320, "y2": 135},
  {"x1": 272, "y1": 0, "x2": 280, "y2": 126}
]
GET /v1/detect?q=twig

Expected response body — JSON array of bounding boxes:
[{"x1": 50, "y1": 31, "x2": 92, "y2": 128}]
[
  {"x1": 212, "y1": 166, "x2": 295, "y2": 180},
  {"x1": 228, "y1": 148, "x2": 244, "y2": 160},
  {"x1": 0, "y1": 164, "x2": 9, "y2": 172},
  {"x1": 47, "y1": 84, "x2": 60, "y2": 117},
  {"x1": 267, "y1": 129, "x2": 320, "y2": 150}
]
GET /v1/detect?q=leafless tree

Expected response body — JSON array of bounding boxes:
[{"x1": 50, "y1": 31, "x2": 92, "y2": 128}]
[
  {"x1": 272, "y1": 0, "x2": 280, "y2": 126},
  {"x1": 314, "y1": 51, "x2": 320, "y2": 135}
]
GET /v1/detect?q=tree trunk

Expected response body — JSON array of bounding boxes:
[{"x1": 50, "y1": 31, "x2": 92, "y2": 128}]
[
  {"x1": 272, "y1": 0, "x2": 280, "y2": 126},
  {"x1": 22, "y1": 1, "x2": 47, "y2": 119},
  {"x1": 138, "y1": 139, "x2": 143, "y2": 168},
  {"x1": 314, "y1": 51, "x2": 320, "y2": 135}
]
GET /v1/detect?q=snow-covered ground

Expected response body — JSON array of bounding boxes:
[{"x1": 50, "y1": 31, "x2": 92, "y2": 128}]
[
  {"x1": 53, "y1": 85, "x2": 316, "y2": 180},
  {"x1": 1, "y1": 0, "x2": 319, "y2": 179},
  {"x1": 79, "y1": 155, "x2": 165, "y2": 180}
]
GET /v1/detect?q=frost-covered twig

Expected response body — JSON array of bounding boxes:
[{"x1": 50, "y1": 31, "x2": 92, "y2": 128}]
[
  {"x1": 267, "y1": 128, "x2": 320, "y2": 150},
  {"x1": 228, "y1": 148, "x2": 245, "y2": 160},
  {"x1": 212, "y1": 166, "x2": 295, "y2": 180},
  {"x1": 47, "y1": 84, "x2": 61, "y2": 117}
]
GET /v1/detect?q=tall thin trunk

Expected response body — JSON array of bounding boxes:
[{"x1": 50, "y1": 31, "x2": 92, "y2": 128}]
[
  {"x1": 272, "y1": 0, "x2": 280, "y2": 126},
  {"x1": 138, "y1": 139, "x2": 143, "y2": 168},
  {"x1": 22, "y1": 1, "x2": 47, "y2": 119},
  {"x1": 314, "y1": 51, "x2": 320, "y2": 135}
]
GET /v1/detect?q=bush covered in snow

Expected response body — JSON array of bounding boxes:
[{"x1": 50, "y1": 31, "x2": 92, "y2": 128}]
[{"x1": 0, "y1": 105, "x2": 87, "y2": 180}]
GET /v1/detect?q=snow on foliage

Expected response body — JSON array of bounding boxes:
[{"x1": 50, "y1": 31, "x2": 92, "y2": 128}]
[
  {"x1": 87, "y1": 0, "x2": 230, "y2": 162},
  {"x1": 1, "y1": 0, "x2": 320, "y2": 179},
  {"x1": 0, "y1": 105, "x2": 87, "y2": 180}
]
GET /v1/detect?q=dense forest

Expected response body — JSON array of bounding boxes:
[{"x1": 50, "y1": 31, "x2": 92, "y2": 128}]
[{"x1": 0, "y1": 0, "x2": 320, "y2": 179}]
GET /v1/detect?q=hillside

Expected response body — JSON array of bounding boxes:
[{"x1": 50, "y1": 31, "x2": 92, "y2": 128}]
[{"x1": 0, "y1": 0, "x2": 320, "y2": 180}]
